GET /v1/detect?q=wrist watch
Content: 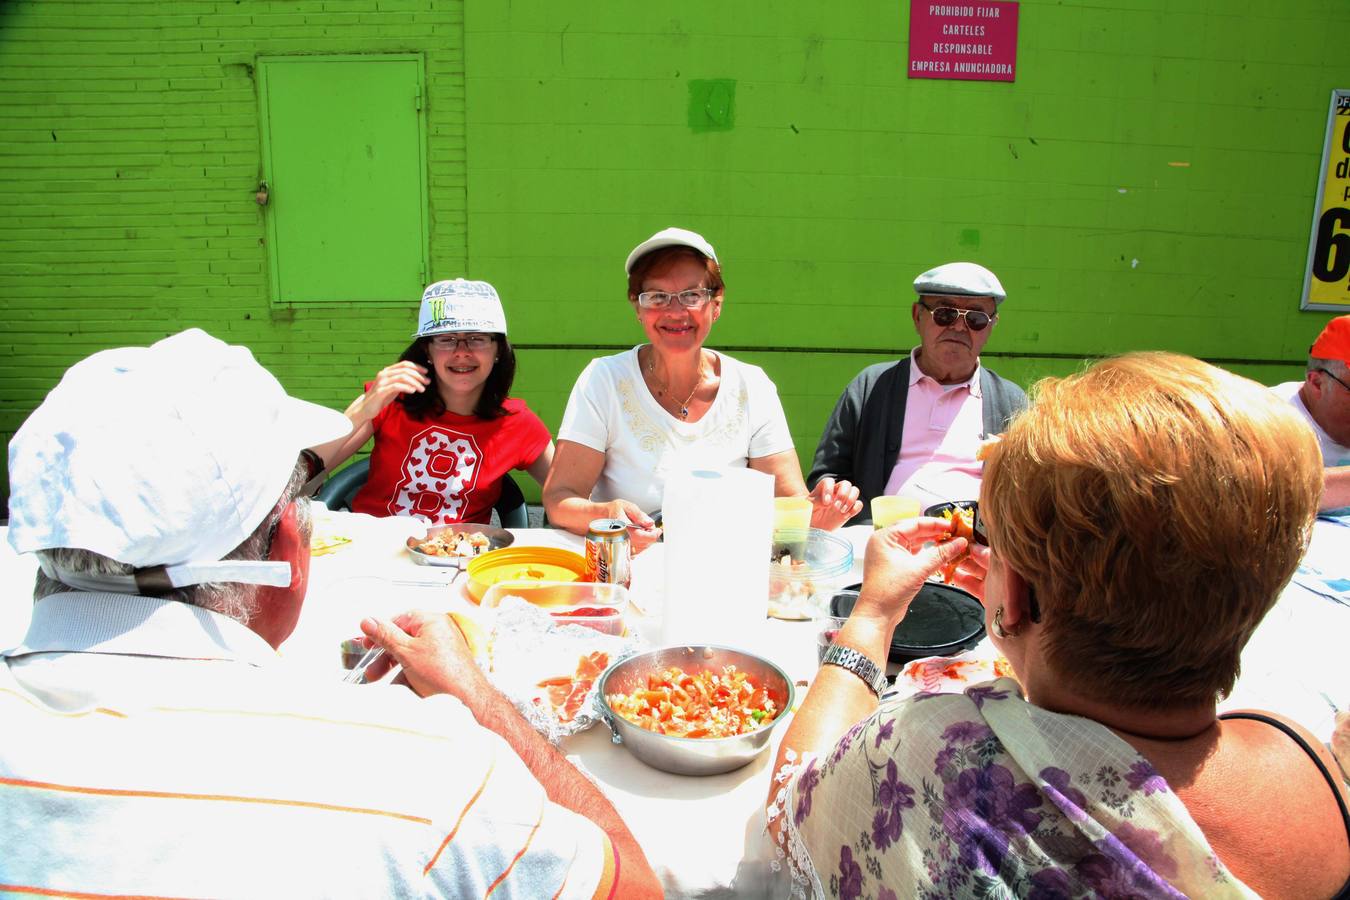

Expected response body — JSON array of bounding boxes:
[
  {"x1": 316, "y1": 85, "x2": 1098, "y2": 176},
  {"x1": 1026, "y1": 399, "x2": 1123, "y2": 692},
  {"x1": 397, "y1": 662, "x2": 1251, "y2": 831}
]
[{"x1": 820, "y1": 644, "x2": 889, "y2": 698}]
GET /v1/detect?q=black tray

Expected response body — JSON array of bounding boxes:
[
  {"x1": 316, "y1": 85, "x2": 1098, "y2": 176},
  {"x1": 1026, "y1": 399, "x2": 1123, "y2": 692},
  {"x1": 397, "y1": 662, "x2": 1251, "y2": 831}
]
[{"x1": 831, "y1": 581, "x2": 986, "y2": 664}]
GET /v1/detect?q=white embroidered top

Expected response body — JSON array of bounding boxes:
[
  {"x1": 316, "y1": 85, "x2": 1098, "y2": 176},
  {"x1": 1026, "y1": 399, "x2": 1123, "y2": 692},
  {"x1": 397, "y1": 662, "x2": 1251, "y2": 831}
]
[{"x1": 557, "y1": 346, "x2": 795, "y2": 514}]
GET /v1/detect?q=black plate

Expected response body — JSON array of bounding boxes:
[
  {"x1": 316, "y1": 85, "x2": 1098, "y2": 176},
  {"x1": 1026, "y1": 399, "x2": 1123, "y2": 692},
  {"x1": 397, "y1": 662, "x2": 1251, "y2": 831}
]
[{"x1": 831, "y1": 582, "x2": 986, "y2": 663}]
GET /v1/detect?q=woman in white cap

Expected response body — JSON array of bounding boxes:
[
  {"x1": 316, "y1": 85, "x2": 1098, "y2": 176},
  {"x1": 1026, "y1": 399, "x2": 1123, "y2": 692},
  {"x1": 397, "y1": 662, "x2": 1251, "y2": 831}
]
[
  {"x1": 316, "y1": 279, "x2": 554, "y2": 526},
  {"x1": 543, "y1": 227, "x2": 861, "y2": 552}
]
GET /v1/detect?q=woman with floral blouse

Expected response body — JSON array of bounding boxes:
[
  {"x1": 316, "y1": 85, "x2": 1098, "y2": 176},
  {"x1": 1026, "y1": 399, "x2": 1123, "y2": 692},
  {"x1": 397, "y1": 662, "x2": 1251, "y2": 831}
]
[{"x1": 769, "y1": 352, "x2": 1350, "y2": 899}]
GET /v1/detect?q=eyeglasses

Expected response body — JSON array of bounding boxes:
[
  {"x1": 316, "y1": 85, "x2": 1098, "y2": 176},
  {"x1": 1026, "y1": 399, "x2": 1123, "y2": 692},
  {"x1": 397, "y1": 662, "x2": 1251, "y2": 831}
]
[
  {"x1": 636, "y1": 288, "x2": 714, "y2": 310},
  {"x1": 429, "y1": 333, "x2": 495, "y2": 351},
  {"x1": 1316, "y1": 367, "x2": 1350, "y2": 392},
  {"x1": 919, "y1": 302, "x2": 996, "y2": 332}
]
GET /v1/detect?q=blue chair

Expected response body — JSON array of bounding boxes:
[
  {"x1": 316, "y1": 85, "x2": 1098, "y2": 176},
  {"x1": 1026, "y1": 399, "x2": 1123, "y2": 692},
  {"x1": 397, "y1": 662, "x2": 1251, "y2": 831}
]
[{"x1": 316, "y1": 458, "x2": 530, "y2": 528}]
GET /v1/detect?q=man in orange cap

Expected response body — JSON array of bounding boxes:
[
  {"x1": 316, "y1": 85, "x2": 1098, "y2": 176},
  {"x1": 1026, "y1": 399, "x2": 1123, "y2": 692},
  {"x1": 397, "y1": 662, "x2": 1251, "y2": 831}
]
[{"x1": 1272, "y1": 315, "x2": 1350, "y2": 513}]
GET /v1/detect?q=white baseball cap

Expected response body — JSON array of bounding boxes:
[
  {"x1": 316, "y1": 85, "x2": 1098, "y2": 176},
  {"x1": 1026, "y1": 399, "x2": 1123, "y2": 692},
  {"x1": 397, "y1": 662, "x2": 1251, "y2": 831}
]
[
  {"x1": 913, "y1": 262, "x2": 1007, "y2": 305},
  {"x1": 7, "y1": 329, "x2": 352, "y2": 589},
  {"x1": 624, "y1": 227, "x2": 719, "y2": 274},
  {"x1": 415, "y1": 278, "x2": 508, "y2": 337}
]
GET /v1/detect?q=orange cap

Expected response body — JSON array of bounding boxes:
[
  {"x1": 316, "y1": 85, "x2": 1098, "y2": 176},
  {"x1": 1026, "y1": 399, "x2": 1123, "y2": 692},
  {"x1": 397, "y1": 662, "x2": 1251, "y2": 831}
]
[{"x1": 1311, "y1": 315, "x2": 1350, "y2": 364}]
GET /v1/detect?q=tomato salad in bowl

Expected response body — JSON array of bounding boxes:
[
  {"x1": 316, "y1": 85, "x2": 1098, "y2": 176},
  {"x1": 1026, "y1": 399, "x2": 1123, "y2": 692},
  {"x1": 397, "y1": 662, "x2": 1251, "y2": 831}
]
[{"x1": 595, "y1": 645, "x2": 794, "y2": 776}]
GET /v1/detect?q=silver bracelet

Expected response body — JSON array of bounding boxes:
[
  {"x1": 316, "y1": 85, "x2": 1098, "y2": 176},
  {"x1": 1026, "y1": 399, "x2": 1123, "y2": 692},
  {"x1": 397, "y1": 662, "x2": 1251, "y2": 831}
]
[{"x1": 820, "y1": 644, "x2": 889, "y2": 698}]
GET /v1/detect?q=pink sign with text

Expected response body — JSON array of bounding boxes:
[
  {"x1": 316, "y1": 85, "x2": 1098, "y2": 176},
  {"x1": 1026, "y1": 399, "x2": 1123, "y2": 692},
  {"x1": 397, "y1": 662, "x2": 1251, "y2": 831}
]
[{"x1": 908, "y1": 1, "x2": 1019, "y2": 82}]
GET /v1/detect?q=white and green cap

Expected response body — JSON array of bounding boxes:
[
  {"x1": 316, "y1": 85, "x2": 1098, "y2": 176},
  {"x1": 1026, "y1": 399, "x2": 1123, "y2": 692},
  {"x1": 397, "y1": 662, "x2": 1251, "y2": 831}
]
[{"x1": 415, "y1": 278, "x2": 508, "y2": 337}]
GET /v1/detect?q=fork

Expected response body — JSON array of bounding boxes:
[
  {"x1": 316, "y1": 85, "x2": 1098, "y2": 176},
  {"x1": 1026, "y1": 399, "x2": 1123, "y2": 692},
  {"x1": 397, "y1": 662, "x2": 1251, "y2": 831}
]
[{"x1": 342, "y1": 563, "x2": 466, "y2": 684}]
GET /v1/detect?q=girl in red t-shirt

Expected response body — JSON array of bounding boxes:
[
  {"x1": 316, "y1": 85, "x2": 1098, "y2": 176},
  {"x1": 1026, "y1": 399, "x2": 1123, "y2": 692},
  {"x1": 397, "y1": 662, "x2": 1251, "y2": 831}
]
[{"x1": 315, "y1": 279, "x2": 554, "y2": 525}]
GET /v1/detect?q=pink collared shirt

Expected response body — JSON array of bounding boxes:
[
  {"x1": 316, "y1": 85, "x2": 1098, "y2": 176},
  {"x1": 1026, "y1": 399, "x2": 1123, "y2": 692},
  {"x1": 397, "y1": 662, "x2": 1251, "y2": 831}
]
[{"x1": 882, "y1": 348, "x2": 986, "y2": 505}]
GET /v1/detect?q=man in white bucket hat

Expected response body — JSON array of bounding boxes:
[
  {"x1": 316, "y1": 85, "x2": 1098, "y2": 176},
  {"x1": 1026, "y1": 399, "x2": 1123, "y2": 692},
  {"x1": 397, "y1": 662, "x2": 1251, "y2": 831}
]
[
  {"x1": 1, "y1": 328, "x2": 657, "y2": 897},
  {"x1": 809, "y1": 261, "x2": 1027, "y2": 523}
]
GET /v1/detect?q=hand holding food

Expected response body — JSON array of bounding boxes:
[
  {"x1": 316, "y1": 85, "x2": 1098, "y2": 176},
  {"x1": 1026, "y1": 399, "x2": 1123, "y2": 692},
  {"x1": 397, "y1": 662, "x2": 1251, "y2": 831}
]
[
  {"x1": 934, "y1": 504, "x2": 977, "y2": 584},
  {"x1": 360, "y1": 608, "x2": 484, "y2": 700},
  {"x1": 856, "y1": 518, "x2": 969, "y2": 627},
  {"x1": 948, "y1": 543, "x2": 990, "y2": 601}
]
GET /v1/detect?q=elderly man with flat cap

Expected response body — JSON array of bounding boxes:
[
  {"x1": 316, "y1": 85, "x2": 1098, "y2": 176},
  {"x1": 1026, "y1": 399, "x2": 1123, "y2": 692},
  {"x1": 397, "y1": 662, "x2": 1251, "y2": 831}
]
[
  {"x1": 1, "y1": 329, "x2": 660, "y2": 898},
  {"x1": 1272, "y1": 314, "x2": 1350, "y2": 513},
  {"x1": 809, "y1": 262, "x2": 1026, "y2": 523}
]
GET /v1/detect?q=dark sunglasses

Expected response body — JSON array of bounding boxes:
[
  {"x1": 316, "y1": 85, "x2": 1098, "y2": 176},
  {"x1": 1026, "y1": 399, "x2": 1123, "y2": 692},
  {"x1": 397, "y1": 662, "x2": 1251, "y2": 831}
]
[{"x1": 920, "y1": 301, "x2": 996, "y2": 332}]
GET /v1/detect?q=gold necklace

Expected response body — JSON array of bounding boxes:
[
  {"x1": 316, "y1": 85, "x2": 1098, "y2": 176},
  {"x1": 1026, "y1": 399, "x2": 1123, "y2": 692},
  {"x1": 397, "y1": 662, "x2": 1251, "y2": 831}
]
[{"x1": 647, "y1": 351, "x2": 704, "y2": 419}]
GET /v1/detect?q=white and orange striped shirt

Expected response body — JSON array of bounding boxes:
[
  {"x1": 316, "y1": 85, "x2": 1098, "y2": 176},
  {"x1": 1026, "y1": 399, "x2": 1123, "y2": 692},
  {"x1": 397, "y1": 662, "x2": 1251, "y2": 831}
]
[{"x1": 0, "y1": 592, "x2": 614, "y2": 899}]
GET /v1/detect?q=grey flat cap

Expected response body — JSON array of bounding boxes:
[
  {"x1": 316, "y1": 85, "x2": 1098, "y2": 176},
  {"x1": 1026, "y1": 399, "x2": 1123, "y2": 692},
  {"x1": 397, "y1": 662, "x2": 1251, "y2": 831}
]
[{"x1": 913, "y1": 262, "x2": 1006, "y2": 304}]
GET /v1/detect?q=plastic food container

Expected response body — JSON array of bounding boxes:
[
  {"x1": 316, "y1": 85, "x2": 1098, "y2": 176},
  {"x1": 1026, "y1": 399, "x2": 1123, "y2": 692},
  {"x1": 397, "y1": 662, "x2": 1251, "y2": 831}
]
[
  {"x1": 767, "y1": 528, "x2": 855, "y2": 619},
  {"x1": 481, "y1": 580, "x2": 630, "y2": 636},
  {"x1": 465, "y1": 547, "x2": 588, "y2": 603}
]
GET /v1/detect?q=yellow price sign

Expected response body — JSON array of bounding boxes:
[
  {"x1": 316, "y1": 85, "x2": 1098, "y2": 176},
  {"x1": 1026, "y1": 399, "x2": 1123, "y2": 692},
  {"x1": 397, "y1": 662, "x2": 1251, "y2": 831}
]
[{"x1": 1303, "y1": 90, "x2": 1350, "y2": 311}]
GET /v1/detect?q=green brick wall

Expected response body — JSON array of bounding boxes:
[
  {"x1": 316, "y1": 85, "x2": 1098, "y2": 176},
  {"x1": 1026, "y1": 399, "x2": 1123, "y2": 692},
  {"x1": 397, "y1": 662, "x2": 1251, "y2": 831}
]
[{"x1": 3, "y1": 0, "x2": 1349, "y2": 505}]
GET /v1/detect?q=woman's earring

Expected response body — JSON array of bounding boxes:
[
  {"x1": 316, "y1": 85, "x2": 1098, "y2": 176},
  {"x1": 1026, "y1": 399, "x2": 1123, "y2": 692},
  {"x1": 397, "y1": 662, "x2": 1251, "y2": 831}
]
[{"x1": 993, "y1": 606, "x2": 1014, "y2": 638}]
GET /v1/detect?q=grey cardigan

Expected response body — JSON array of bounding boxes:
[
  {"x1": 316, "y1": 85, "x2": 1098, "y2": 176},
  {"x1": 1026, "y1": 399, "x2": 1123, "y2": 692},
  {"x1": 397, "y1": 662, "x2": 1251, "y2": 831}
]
[{"x1": 807, "y1": 358, "x2": 1027, "y2": 525}]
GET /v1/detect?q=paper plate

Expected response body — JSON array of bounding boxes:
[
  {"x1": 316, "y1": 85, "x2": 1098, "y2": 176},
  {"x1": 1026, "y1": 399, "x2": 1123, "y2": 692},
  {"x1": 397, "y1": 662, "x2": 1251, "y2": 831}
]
[
  {"x1": 465, "y1": 547, "x2": 588, "y2": 603},
  {"x1": 831, "y1": 581, "x2": 985, "y2": 663},
  {"x1": 406, "y1": 524, "x2": 514, "y2": 567}
]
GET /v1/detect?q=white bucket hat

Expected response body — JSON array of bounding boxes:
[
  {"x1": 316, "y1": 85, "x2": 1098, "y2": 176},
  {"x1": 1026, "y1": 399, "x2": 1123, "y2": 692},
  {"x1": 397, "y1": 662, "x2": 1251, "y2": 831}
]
[
  {"x1": 415, "y1": 278, "x2": 508, "y2": 338},
  {"x1": 624, "y1": 227, "x2": 719, "y2": 274},
  {"x1": 7, "y1": 328, "x2": 352, "y2": 590}
]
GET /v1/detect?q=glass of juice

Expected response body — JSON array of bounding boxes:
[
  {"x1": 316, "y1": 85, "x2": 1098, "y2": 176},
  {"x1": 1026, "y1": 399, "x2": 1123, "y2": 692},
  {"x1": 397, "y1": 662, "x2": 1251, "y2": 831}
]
[
  {"x1": 871, "y1": 495, "x2": 921, "y2": 530},
  {"x1": 773, "y1": 496, "x2": 812, "y2": 561}
]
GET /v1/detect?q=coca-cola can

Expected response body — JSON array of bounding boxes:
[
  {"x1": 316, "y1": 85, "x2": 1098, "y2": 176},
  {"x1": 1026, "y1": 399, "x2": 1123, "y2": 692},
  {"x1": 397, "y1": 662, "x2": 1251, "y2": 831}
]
[{"x1": 585, "y1": 518, "x2": 632, "y2": 589}]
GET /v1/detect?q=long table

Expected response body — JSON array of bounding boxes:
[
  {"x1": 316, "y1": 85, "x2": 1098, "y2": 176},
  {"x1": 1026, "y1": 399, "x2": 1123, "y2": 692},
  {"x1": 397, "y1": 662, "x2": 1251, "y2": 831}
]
[
  {"x1": 2, "y1": 511, "x2": 1347, "y2": 898},
  {"x1": 287, "y1": 508, "x2": 837, "y2": 899}
]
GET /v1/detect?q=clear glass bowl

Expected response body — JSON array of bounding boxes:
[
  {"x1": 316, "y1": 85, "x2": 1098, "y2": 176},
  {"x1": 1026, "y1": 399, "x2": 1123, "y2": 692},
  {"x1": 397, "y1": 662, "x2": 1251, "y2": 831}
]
[{"x1": 767, "y1": 528, "x2": 854, "y2": 619}]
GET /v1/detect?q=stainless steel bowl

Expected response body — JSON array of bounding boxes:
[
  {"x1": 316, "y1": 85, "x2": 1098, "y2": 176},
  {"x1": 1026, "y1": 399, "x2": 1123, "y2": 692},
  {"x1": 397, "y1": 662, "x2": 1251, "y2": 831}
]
[{"x1": 594, "y1": 645, "x2": 795, "y2": 776}]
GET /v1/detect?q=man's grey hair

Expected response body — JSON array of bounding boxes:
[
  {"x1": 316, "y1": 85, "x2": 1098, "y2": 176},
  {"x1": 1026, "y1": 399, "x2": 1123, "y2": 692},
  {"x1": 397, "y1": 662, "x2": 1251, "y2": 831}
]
[
  {"x1": 1308, "y1": 356, "x2": 1349, "y2": 380},
  {"x1": 33, "y1": 458, "x2": 313, "y2": 624}
]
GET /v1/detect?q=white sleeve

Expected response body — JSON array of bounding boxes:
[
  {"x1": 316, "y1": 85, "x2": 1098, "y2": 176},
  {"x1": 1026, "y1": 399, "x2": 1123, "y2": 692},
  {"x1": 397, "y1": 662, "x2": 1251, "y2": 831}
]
[
  {"x1": 556, "y1": 358, "x2": 614, "y2": 453},
  {"x1": 744, "y1": 363, "x2": 796, "y2": 459}
]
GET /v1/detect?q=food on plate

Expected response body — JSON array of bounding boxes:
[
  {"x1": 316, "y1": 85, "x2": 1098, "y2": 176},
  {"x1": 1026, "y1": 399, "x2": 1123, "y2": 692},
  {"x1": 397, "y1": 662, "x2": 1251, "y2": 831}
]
[
  {"x1": 936, "y1": 505, "x2": 976, "y2": 583},
  {"x1": 415, "y1": 529, "x2": 491, "y2": 558},
  {"x1": 606, "y1": 665, "x2": 780, "y2": 738},
  {"x1": 548, "y1": 606, "x2": 624, "y2": 636},
  {"x1": 897, "y1": 654, "x2": 1015, "y2": 696},
  {"x1": 536, "y1": 650, "x2": 610, "y2": 723},
  {"x1": 310, "y1": 534, "x2": 352, "y2": 557}
]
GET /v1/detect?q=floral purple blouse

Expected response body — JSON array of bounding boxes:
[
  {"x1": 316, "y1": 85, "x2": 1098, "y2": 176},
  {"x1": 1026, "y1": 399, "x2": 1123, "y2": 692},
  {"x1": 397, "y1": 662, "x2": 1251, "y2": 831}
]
[{"x1": 769, "y1": 678, "x2": 1257, "y2": 898}]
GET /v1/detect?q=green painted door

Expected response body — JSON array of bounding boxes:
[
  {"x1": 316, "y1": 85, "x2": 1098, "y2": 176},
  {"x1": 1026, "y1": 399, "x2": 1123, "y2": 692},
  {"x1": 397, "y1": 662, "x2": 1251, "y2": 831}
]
[{"x1": 257, "y1": 55, "x2": 429, "y2": 305}]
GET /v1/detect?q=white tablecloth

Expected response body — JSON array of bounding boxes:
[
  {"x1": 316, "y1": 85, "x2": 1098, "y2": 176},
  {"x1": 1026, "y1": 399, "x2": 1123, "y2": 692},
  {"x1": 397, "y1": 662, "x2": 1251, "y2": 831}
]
[{"x1": 3, "y1": 512, "x2": 1347, "y2": 898}]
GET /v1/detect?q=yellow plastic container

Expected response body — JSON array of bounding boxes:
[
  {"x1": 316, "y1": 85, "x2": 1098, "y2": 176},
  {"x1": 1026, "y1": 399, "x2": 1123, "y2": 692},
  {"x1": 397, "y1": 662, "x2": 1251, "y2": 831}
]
[{"x1": 465, "y1": 547, "x2": 588, "y2": 603}]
